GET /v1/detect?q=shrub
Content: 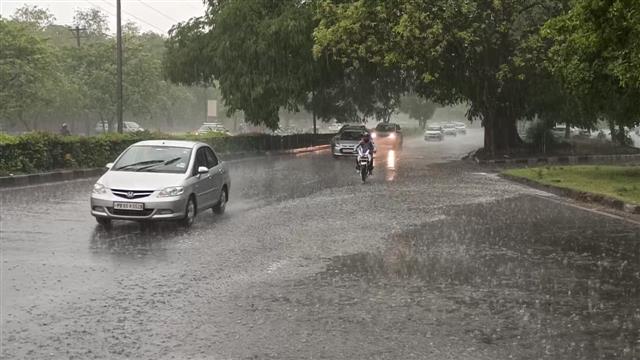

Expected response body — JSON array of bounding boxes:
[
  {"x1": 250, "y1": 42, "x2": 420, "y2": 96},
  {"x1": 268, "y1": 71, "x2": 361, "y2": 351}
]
[
  {"x1": 0, "y1": 131, "x2": 333, "y2": 175},
  {"x1": 525, "y1": 120, "x2": 557, "y2": 153}
]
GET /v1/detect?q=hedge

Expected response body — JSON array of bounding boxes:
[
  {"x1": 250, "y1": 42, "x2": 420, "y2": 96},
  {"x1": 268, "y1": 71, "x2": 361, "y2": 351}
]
[{"x1": 0, "y1": 131, "x2": 333, "y2": 175}]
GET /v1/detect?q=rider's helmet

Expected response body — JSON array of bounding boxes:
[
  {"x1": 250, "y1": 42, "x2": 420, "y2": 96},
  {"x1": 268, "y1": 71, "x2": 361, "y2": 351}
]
[{"x1": 362, "y1": 133, "x2": 371, "y2": 143}]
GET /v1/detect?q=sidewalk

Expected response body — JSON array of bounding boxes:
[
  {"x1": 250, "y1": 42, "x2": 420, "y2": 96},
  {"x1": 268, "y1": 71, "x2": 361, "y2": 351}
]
[{"x1": 0, "y1": 144, "x2": 330, "y2": 188}]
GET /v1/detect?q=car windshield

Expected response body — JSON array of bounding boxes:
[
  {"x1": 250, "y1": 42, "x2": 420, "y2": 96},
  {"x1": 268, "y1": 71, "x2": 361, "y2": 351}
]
[
  {"x1": 340, "y1": 131, "x2": 363, "y2": 140},
  {"x1": 375, "y1": 124, "x2": 395, "y2": 132},
  {"x1": 113, "y1": 145, "x2": 192, "y2": 173},
  {"x1": 444, "y1": 124, "x2": 456, "y2": 128},
  {"x1": 427, "y1": 126, "x2": 441, "y2": 131}
]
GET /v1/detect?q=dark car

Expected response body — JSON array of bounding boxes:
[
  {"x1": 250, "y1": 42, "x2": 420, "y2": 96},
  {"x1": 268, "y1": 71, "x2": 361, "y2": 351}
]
[
  {"x1": 338, "y1": 124, "x2": 368, "y2": 134},
  {"x1": 372, "y1": 123, "x2": 403, "y2": 148}
]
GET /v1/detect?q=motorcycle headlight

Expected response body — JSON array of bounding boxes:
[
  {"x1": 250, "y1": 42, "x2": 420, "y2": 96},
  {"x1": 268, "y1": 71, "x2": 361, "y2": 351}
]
[
  {"x1": 389, "y1": 133, "x2": 396, "y2": 139},
  {"x1": 371, "y1": 132, "x2": 377, "y2": 139},
  {"x1": 158, "y1": 186, "x2": 184, "y2": 197},
  {"x1": 92, "y1": 182, "x2": 107, "y2": 194}
]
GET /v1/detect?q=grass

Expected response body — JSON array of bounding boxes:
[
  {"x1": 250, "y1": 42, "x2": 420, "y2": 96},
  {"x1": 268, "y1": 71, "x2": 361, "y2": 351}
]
[{"x1": 504, "y1": 165, "x2": 640, "y2": 205}]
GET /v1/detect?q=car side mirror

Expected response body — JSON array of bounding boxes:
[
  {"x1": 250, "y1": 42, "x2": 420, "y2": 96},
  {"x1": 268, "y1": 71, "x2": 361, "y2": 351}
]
[
  {"x1": 105, "y1": 162, "x2": 114, "y2": 170},
  {"x1": 197, "y1": 166, "x2": 209, "y2": 174}
]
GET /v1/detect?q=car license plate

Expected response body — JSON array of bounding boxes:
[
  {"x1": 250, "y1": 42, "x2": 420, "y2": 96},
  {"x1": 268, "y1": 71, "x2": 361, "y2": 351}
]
[
  {"x1": 341, "y1": 148, "x2": 353, "y2": 153},
  {"x1": 113, "y1": 202, "x2": 144, "y2": 211}
]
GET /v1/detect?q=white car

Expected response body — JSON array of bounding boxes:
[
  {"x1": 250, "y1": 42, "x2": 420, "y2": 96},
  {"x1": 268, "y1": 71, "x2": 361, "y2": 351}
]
[
  {"x1": 95, "y1": 121, "x2": 144, "y2": 134},
  {"x1": 197, "y1": 123, "x2": 229, "y2": 135},
  {"x1": 327, "y1": 123, "x2": 342, "y2": 132},
  {"x1": 454, "y1": 122, "x2": 467, "y2": 134},
  {"x1": 442, "y1": 123, "x2": 458, "y2": 136},
  {"x1": 424, "y1": 125, "x2": 444, "y2": 141}
]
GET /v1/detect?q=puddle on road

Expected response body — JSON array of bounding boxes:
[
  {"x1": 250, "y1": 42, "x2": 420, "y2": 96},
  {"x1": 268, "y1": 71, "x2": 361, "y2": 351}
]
[{"x1": 313, "y1": 195, "x2": 640, "y2": 358}]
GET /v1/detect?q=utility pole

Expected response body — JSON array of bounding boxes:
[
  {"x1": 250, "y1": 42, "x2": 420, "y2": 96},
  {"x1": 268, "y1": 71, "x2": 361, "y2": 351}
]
[
  {"x1": 116, "y1": 0, "x2": 124, "y2": 133},
  {"x1": 68, "y1": 26, "x2": 86, "y2": 47}
]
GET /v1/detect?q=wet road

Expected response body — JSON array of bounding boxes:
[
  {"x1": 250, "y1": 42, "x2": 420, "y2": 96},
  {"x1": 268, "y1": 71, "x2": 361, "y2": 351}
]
[{"x1": 2, "y1": 129, "x2": 639, "y2": 359}]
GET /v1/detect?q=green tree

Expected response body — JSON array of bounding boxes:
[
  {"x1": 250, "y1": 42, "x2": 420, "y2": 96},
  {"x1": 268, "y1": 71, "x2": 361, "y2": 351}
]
[
  {"x1": 543, "y1": 0, "x2": 640, "y2": 144},
  {"x1": 314, "y1": 0, "x2": 572, "y2": 154},
  {"x1": 73, "y1": 8, "x2": 110, "y2": 37},
  {"x1": 11, "y1": 5, "x2": 55, "y2": 29},
  {"x1": 164, "y1": 0, "x2": 405, "y2": 129},
  {"x1": 0, "y1": 19, "x2": 56, "y2": 130},
  {"x1": 399, "y1": 96, "x2": 438, "y2": 129}
]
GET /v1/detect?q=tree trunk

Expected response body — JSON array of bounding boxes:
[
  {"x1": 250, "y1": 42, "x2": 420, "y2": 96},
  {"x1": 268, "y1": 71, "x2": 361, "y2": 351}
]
[{"x1": 483, "y1": 111, "x2": 520, "y2": 156}]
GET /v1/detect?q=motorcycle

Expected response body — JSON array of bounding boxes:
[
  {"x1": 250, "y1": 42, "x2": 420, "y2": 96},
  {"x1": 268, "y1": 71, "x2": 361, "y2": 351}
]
[{"x1": 356, "y1": 147, "x2": 372, "y2": 183}]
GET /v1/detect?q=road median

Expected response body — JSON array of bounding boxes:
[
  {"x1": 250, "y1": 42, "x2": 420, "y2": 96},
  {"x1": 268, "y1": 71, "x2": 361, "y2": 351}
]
[{"x1": 501, "y1": 165, "x2": 640, "y2": 214}]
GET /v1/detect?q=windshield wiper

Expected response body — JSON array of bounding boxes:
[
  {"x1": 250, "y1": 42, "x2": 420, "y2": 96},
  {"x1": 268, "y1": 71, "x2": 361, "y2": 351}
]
[
  {"x1": 115, "y1": 160, "x2": 164, "y2": 171},
  {"x1": 136, "y1": 157, "x2": 183, "y2": 172}
]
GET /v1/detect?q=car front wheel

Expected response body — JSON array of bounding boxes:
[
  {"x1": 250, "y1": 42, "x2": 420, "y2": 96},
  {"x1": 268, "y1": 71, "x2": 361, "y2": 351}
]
[{"x1": 181, "y1": 197, "x2": 196, "y2": 227}]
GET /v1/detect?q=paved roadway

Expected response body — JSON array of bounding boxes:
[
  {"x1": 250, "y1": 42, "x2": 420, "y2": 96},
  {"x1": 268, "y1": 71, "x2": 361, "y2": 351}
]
[{"x1": 2, "y1": 129, "x2": 639, "y2": 359}]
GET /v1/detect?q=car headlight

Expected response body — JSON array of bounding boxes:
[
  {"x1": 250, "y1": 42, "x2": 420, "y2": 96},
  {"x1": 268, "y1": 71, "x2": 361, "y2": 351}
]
[
  {"x1": 92, "y1": 182, "x2": 107, "y2": 194},
  {"x1": 158, "y1": 186, "x2": 184, "y2": 197},
  {"x1": 334, "y1": 143, "x2": 341, "y2": 148}
]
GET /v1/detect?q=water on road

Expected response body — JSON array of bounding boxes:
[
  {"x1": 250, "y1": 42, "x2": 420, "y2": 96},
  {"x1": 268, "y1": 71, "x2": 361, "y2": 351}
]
[{"x1": 2, "y1": 129, "x2": 639, "y2": 359}]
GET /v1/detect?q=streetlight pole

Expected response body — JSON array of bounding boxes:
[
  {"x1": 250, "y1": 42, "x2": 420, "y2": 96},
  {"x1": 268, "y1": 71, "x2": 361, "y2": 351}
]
[{"x1": 116, "y1": 0, "x2": 124, "y2": 133}]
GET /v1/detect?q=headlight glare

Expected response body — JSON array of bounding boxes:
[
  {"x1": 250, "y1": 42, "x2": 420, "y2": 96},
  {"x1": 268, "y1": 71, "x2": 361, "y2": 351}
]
[{"x1": 158, "y1": 186, "x2": 184, "y2": 197}]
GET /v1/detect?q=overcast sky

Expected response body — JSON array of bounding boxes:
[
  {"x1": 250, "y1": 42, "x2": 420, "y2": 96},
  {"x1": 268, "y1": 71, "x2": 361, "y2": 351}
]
[{"x1": 0, "y1": 0, "x2": 207, "y2": 34}]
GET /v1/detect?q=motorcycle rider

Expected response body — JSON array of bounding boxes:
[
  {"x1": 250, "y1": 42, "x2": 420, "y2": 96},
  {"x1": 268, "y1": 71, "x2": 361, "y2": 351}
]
[{"x1": 354, "y1": 133, "x2": 375, "y2": 174}]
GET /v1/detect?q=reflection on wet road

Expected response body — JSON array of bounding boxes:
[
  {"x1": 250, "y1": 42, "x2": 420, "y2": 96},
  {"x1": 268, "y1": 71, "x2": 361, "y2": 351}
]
[{"x1": 2, "y1": 129, "x2": 639, "y2": 359}]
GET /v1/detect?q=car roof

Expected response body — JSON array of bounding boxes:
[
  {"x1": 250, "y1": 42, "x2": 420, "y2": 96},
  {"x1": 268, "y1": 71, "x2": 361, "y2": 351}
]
[{"x1": 133, "y1": 140, "x2": 202, "y2": 148}]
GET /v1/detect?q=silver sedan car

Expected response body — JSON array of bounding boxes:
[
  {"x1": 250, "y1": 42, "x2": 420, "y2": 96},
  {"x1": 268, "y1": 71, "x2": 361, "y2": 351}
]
[{"x1": 91, "y1": 140, "x2": 230, "y2": 227}]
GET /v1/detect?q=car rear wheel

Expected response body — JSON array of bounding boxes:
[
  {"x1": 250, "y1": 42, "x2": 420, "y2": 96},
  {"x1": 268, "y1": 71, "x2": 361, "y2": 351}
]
[
  {"x1": 213, "y1": 188, "x2": 227, "y2": 215},
  {"x1": 181, "y1": 197, "x2": 196, "y2": 227}
]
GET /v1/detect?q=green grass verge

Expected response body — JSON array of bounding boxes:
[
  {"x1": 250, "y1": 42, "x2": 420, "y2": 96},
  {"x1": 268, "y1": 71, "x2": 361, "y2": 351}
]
[{"x1": 504, "y1": 165, "x2": 640, "y2": 205}]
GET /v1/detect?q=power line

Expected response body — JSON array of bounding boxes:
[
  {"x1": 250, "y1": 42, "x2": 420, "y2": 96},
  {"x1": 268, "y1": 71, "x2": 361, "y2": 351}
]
[
  {"x1": 135, "y1": 0, "x2": 180, "y2": 23},
  {"x1": 90, "y1": 0, "x2": 166, "y2": 33},
  {"x1": 85, "y1": 0, "x2": 116, "y2": 17}
]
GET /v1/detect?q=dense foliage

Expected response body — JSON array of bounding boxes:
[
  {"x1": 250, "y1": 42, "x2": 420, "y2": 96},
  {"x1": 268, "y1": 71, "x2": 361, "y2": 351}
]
[
  {"x1": 0, "y1": 6, "x2": 207, "y2": 134},
  {"x1": 543, "y1": 0, "x2": 640, "y2": 143},
  {"x1": 164, "y1": 0, "x2": 409, "y2": 129}
]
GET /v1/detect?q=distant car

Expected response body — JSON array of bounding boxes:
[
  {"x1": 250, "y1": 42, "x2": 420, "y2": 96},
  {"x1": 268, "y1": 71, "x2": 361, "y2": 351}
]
[
  {"x1": 327, "y1": 123, "x2": 342, "y2": 132},
  {"x1": 424, "y1": 125, "x2": 444, "y2": 141},
  {"x1": 90, "y1": 140, "x2": 231, "y2": 228},
  {"x1": 372, "y1": 123, "x2": 403, "y2": 148},
  {"x1": 442, "y1": 123, "x2": 458, "y2": 136},
  {"x1": 95, "y1": 121, "x2": 144, "y2": 134},
  {"x1": 332, "y1": 130, "x2": 368, "y2": 157},
  {"x1": 197, "y1": 123, "x2": 229, "y2": 135},
  {"x1": 454, "y1": 122, "x2": 467, "y2": 134}
]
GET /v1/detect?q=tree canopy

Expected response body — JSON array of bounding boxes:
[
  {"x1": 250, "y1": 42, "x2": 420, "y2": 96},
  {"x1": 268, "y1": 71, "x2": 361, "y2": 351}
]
[{"x1": 543, "y1": 0, "x2": 640, "y2": 142}]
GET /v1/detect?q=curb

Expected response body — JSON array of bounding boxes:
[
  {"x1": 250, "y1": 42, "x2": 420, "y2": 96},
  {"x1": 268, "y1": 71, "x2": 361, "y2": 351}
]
[
  {"x1": 500, "y1": 173, "x2": 640, "y2": 215},
  {"x1": 0, "y1": 168, "x2": 106, "y2": 188},
  {"x1": 474, "y1": 153, "x2": 640, "y2": 165},
  {"x1": 0, "y1": 145, "x2": 331, "y2": 188}
]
